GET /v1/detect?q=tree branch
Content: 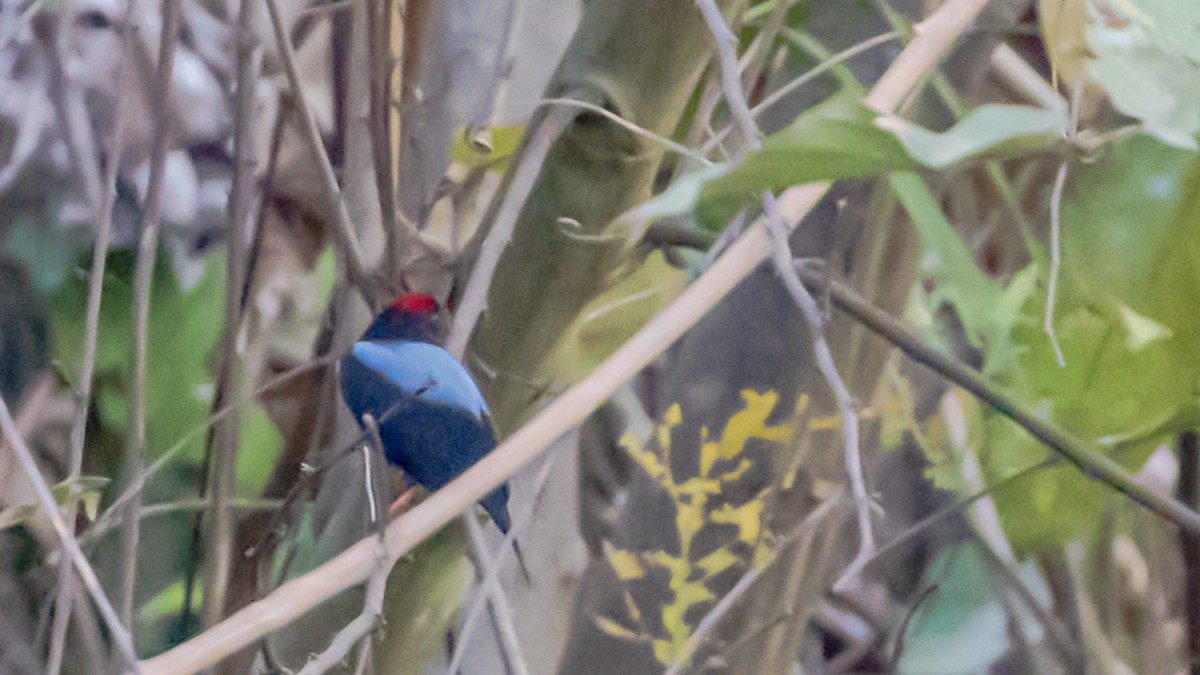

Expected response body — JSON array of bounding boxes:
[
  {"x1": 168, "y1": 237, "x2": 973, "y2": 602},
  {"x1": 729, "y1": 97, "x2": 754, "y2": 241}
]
[{"x1": 119, "y1": 0, "x2": 182, "y2": 629}]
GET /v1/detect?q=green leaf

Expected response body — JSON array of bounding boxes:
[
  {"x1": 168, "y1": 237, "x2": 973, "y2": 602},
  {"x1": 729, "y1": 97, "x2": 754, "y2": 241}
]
[
  {"x1": 889, "y1": 172, "x2": 1016, "y2": 365},
  {"x1": 51, "y1": 476, "x2": 111, "y2": 521},
  {"x1": 897, "y1": 542, "x2": 1048, "y2": 674},
  {"x1": 51, "y1": 251, "x2": 227, "y2": 471},
  {"x1": 1085, "y1": 0, "x2": 1200, "y2": 150},
  {"x1": 985, "y1": 137, "x2": 1200, "y2": 550},
  {"x1": 449, "y1": 124, "x2": 525, "y2": 171},
  {"x1": 697, "y1": 91, "x2": 915, "y2": 226},
  {"x1": 0, "y1": 504, "x2": 39, "y2": 530},
  {"x1": 1119, "y1": 304, "x2": 1172, "y2": 352},
  {"x1": 879, "y1": 104, "x2": 1067, "y2": 169},
  {"x1": 619, "y1": 163, "x2": 732, "y2": 233},
  {"x1": 626, "y1": 94, "x2": 1064, "y2": 240}
]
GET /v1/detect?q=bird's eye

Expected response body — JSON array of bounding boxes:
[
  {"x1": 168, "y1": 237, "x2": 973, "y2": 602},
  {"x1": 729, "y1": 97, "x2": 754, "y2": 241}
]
[{"x1": 77, "y1": 10, "x2": 112, "y2": 29}]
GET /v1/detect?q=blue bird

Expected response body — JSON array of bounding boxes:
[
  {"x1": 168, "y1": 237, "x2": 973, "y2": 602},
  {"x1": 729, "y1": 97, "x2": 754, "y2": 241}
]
[{"x1": 338, "y1": 293, "x2": 519, "y2": 543}]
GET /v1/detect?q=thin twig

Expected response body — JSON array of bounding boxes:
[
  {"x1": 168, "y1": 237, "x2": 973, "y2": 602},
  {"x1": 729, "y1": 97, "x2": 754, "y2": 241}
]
[
  {"x1": 368, "y1": 0, "x2": 402, "y2": 282},
  {"x1": 1178, "y1": 431, "x2": 1200, "y2": 674},
  {"x1": 200, "y1": 0, "x2": 261, "y2": 629},
  {"x1": 889, "y1": 582, "x2": 940, "y2": 670},
  {"x1": 264, "y1": 0, "x2": 373, "y2": 301},
  {"x1": 703, "y1": 29, "x2": 904, "y2": 155},
  {"x1": 538, "y1": 98, "x2": 713, "y2": 166},
  {"x1": 446, "y1": 455, "x2": 557, "y2": 675},
  {"x1": 445, "y1": 106, "x2": 575, "y2": 358},
  {"x1": 138, "y1": 3, "x2": 996, "y2": 668},
  {"x1": 460, "y1": 517, "x2": 531, "y2": 675},
  {"x1": 295, "y1": 540, "x2": 389, "y2": 675},
  {"x1": 990, "y1": 43, "x2": 1066, "y2": 112},
  {"x1": 295, "y1": 429, "x2": 389, "y2": 675},
  {"x1": 483, "y1": 0, "x2": 528, "y2": 129},
  {"x1": 47, "y1": 0, "x2": 136, "y2": 666},
  {"x1": 761, "y1": 194, "x2": 875, "y2": 592},
  {"x1": 974, "y1": 531, "x2": 1080, "y2": 667},
  {"x1": 119, "y1": 0, "x2": 182, "y2": 629},
  {"x1": 62, "y1": 499, "x2": 283, "y2": 548},
  {"x1": 1045, "y1": 161, "x2": 1067, "y2": 367},
  {"x1": 694, "y1": 0, "x2": 760, "y2": 152},
  {"x1": 736, "y1": 0, "x2": 790, "y2": 107},
  {"x1": 859, "y1": 461, "x2": 1050, "y2": 575},
  {"x1": 790, "y1": 263, "x2": 1200, "y2": 534},
  {"x1": 86, "y1": 356, "x2": 334, "y2": 548},
  {"x1": 0, "y1": 395, "x2": 140, "y2": 671}
]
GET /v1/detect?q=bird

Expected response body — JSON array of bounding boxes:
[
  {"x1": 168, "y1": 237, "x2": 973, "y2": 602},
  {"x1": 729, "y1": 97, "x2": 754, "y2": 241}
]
[{"x1": 337, "y1": 293, "x2": 526, "y2": 570}]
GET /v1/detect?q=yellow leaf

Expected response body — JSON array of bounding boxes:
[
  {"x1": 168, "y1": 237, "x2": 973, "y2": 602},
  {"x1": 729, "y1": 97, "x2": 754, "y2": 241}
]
[
  {"x1": 711, "y1": 498, "x2": 767, "y2": 544},
  {"x1": 695, "y1": 546, "x2": 739, "y2": 578},
  {"x1": 606, "y1": 545, "x2": 646, "y2": 581},
  {"x1": 716, "y1": 390, "x2": 790, "y2": 463},
  {"x1": 592, "y1": 614, "x2": 648, "y2": 643}
]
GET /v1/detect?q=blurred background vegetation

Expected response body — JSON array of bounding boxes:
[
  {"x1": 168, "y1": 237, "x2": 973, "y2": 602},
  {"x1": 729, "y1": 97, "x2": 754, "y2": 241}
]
[{"x1": 0, "y1": 0, "x2": 1198, "y2": 672}]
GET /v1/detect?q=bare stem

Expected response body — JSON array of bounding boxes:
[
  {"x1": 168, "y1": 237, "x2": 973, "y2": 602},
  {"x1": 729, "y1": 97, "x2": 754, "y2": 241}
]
[
  {"x1": 761, "y1": 194, "x2": 875, "y2": 591},
  {"x1": 539, "y1": 97, "x2": 713, "y2": 165},
  {"x1": 1178, "y1": 432, "x2": 1200, "y2": 674},
  {"x1": 1046, "y1": 161, "x2": 1067, "y2": 367},
  {"x1": 703, "y1": 29, "x2": 904, "y2": 154},
  {"x1": 198, "y1": 0, "x2": 262, "y2": 630},
  {"x1": 445, "y1": 106, "x2": 575, "y2": 358},
  {"x1": 447, "y1": 455, "x2": 558, "y2": 675},
  {"x1": 694, "y1": 0, "x2": 760, "y2": 152},
  {"x1": 119, "y1": 0, "x2": 181, "y2": 630},
  {"x1": 264, "y1": 0, "x2": 373, "y2": 301},
  {"x1": 460, "y1": 517, "x2": 531, "y2": 675},
  {"x1": 295, "y1": 541, "x2": 389, "y2": 675},
  {"x1": 0, "y1": 395, "x2": 140, "y2": 670},
  {"x1": 47, "y1": 0, "x2": 136, "y2": 667}
]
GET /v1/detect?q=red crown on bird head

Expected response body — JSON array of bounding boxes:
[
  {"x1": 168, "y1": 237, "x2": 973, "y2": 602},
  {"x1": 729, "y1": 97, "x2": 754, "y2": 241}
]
[{"x1": 388, "y1": 293, "x2": 438, "y2": 315}]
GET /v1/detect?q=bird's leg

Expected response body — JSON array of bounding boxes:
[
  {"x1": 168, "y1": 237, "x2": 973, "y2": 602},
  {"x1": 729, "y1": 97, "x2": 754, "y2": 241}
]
[{"x1": 388, "y1": 484, "x2": 419, "y2": 520}]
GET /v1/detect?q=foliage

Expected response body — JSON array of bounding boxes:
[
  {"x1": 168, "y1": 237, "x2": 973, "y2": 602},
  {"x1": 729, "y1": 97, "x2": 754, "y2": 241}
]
[
  {"x1": 1084, "y1": 0, "x2": 1200, "y2": 149},
  {"x1": 621, "y1": 91, "x2": 1070, "y2": 234},
  {"x1": 596, "y1": 390, "x2": 790, "y2": 664},
  {"x1": 983, "y1": 138, "x2": 1200, "y2": 549}
]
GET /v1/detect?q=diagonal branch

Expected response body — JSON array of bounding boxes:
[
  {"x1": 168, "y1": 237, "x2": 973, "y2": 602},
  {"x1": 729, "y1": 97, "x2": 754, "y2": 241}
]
[
  {"x1": 0, "y1": 395, "x2": 140, "y2": 671},
  {"x1": 694, "y1": 0, "x2": 760, "y2": 152},
  {"x1": 445, "y1": 105, "x2": 575, "y2": 358}
]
